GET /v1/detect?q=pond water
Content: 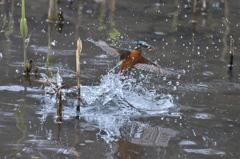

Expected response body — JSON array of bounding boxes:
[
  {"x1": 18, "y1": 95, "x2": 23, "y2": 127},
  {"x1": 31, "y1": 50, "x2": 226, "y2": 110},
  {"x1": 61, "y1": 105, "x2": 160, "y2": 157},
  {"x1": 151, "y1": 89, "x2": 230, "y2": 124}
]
[{"x1": 1, "y1": 0, "x2": 240, "y2": 158}]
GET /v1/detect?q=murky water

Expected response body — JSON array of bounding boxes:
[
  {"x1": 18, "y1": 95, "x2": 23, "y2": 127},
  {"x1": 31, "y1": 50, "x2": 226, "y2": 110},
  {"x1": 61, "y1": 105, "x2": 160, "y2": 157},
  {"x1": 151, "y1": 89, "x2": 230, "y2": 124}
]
[{"x1": 1, "y1": 0, "x2": 240, "y2": 158}]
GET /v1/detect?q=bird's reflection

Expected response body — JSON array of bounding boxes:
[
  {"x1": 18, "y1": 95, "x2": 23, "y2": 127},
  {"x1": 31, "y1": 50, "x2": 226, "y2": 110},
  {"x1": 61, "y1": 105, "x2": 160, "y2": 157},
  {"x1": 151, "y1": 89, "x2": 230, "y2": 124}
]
[
  {"x1": 130, "y1": 126, "x2": 178, "y2": 147},
  {"x1": 114, "y1": 138, "x2": 144, "y2": 159},
  {"x1": 115, "y1": 126, "x2": 178, "y2": 158}
]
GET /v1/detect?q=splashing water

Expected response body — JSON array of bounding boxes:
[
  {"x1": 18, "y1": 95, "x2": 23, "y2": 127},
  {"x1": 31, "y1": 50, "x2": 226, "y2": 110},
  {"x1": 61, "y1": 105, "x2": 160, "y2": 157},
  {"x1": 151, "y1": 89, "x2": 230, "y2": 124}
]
[
  {"x1": 37, "y1": 71, "x2": 178, "y2": 143},
  {"x1": 82, "y1": 73, "x2": 123, "y2": 105},
  {"x1": 38, "y1": 71, "x2": 177, "y2": 119},
  {"x1": 80, "y1": 72, "x2": 176, "y2": 115}
]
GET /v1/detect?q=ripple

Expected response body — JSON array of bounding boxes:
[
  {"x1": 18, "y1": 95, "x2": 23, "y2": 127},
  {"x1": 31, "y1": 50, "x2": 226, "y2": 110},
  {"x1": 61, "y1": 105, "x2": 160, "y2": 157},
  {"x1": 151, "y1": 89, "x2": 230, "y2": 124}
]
[
  {"x1": 179, "y1": 140, "x2": 197, "y2": 145},
  {"x1": 194, "y1": 113, "x2": 213, "y2": 119},
  {"x1": 0, "y1": 85, "x2": 40, "y2": 92},
  {"x1": 84, "y1": 140, "x2": 95, "y2": 143},
  {"x1": 202, "y1": 71, "x2": 214, "y2": 76},
  {"x1": 184, "y1": 148, "x2": 225, "y2": 155}
]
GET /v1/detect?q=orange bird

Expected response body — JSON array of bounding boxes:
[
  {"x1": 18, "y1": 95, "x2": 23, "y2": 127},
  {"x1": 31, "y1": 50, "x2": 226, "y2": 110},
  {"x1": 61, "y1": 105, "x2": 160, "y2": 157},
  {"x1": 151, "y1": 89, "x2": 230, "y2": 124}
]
[{"x1": 98, "y1": 40, "x2": 173, "y2": 76}]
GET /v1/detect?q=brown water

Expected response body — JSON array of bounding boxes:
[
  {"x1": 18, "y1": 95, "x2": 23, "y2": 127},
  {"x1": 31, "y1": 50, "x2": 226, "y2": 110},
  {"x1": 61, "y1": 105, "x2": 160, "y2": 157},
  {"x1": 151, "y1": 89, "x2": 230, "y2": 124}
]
[{"x1": 1, "y1": 0, "x2": 240, "y2": 158}]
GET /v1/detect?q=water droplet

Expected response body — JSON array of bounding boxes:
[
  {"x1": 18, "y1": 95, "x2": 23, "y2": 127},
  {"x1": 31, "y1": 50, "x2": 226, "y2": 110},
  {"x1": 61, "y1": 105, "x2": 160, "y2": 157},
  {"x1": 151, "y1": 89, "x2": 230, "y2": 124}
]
[
  {"x1": 166, "y1": 118, "x2": 170, "y2": 121},
  {"x1": 86, "y1": 9, "x2": 92, "y2": 14},
  {"x1": 0, "y1": 52, "x2": 2, "y2": 58},
  {"x1": 25, "y1": 38, "x2": 30, "y2": 43},
  {"x1": 155, "y1": 3, "x2": 161, "y2": 7},
  {"x1": 51, "y1": 40, "x2": 56, "y2": 46},
  {"x1": 177, "y1": 74, "x2": 181, "y2": 79}
]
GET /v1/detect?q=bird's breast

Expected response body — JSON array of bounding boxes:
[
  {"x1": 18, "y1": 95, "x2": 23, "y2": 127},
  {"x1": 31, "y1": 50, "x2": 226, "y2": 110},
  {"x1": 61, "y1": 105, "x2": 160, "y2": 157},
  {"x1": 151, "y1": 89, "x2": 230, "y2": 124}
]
[{"x1": 120, "y1": 50, "x2": 143, "y2": 70}]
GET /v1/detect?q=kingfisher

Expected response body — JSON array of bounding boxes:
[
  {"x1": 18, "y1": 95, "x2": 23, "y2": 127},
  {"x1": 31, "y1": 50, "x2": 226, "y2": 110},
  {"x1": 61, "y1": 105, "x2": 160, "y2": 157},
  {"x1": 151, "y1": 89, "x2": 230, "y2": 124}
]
[{"x1": 98, "y1": 40, "x2": 174, "y2": 76}]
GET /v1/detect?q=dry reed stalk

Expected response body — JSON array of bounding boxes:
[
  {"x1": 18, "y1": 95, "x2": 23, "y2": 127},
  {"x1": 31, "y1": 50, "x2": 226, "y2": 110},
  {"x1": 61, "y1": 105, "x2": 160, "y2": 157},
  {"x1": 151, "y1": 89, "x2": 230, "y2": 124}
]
[{"x1": 76, "y1": 37, "x2": 82, "y2": 97}]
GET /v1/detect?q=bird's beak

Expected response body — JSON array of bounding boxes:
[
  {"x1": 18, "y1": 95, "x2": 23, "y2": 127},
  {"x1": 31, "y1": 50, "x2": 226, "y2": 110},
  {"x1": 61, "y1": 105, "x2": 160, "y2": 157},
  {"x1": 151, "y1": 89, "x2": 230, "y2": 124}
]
[{"x1": 141, "y1": 43, "x2": 154, "y2": 51}]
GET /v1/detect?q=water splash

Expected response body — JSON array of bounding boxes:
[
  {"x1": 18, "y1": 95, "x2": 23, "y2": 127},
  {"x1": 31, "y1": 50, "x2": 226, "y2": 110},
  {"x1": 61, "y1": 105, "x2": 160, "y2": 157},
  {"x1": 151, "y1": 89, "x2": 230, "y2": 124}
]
[
  {"x1": 81, "y1": 73, "x2": 123, "y2": 105},
  {"x1": 38, "y1": 71, "x2": 177, "y2": 119},
  {"x1": 79, "y1": 72, "x2": 176, "y2": 115}
]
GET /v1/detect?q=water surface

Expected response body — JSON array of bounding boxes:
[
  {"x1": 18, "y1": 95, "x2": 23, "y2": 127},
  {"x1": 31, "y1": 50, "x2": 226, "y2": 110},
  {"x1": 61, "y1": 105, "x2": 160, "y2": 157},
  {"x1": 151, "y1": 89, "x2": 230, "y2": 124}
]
[{"x1": 0, "y1": 0, "x2": 240, "y2": 158}]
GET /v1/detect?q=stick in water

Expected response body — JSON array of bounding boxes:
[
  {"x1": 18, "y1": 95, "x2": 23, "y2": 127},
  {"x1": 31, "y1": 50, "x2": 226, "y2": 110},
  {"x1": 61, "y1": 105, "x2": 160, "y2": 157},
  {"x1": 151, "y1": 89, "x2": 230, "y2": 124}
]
[
  {"x1": 229, "y1": 38, "x2": 234, "y2": 72},
  {"x1": 76, "y1": 37, "x2": 82, "y2": 97}
]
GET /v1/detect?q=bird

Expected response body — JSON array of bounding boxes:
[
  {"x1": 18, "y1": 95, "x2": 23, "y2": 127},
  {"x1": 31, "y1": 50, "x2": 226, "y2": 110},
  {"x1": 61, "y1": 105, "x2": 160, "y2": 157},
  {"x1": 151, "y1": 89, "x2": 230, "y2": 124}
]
[{"x1": 98, "y1": 40, "x2": 174, "y2": 76}]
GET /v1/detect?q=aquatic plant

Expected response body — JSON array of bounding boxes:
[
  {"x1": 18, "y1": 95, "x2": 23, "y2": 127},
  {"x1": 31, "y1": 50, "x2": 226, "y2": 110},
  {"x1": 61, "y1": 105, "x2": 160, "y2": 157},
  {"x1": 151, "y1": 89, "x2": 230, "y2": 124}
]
[
  {"x1": 20, "y1": 0, "x2": 29, "y2": 73},
  {"x1": 228, "y1": 38, "x2": 235, "y2": 79},
  {"x1": 20, "y1": 0, "x2": 28, "y2": 38},
  {"x1": 76, "y1": 37, "x2": 82, "y2": 97}
]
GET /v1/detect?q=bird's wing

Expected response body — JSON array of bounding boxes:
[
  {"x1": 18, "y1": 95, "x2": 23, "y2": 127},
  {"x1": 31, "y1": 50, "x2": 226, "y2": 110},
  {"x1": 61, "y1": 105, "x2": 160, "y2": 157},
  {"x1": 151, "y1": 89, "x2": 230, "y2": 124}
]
[
  {"x1": 134, "y1": 57, "x2": 174, "y2": 76},
  {"x1": 98, "y1": 40, "x2": 132, "y2": 60}
]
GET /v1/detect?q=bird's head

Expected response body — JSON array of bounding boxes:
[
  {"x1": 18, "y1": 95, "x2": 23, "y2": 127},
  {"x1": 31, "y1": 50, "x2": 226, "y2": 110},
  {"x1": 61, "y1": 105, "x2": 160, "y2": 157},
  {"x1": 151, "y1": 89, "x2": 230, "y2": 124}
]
[{"x1": 135, "y1": 41, "x2": 153, "y2": 51}]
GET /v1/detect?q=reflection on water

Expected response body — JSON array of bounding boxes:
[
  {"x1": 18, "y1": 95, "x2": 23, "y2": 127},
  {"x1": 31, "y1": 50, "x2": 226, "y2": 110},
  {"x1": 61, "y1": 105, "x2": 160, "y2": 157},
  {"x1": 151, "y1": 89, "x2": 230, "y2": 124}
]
[
  {"x1": 1, "y1": 0, "x2": 240, "y2": 158},
  {"x1": 130, "y1": 126, "x2": 178, "y2": 147}
]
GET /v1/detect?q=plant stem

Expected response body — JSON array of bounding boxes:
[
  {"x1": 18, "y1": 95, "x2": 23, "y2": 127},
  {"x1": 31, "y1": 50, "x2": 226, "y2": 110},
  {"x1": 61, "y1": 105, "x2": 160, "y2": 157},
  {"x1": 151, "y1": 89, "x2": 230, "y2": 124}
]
[
  {"x1": 76, "y1": 37, "x2": 82, "y2": 97},
  {"x1": 23, "y1": 37, "x2": 27, "y2": 73}
]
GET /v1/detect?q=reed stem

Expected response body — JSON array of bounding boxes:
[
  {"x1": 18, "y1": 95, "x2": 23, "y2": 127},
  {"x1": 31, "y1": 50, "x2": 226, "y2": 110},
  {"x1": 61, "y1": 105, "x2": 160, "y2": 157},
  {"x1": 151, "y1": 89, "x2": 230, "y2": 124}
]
[
  {"x1": 76, "y1": 37, "x2": 82, "y2": 97},
  {"x1": 23, "y1": 38, "x2": 27, "y2": 73},
  {"x1": 229, "y1": 38, "x2": 234, "y2": 71},
  {"x1": 20, "y1": 0, "x2": 28, "y2": 73}
]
